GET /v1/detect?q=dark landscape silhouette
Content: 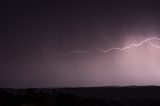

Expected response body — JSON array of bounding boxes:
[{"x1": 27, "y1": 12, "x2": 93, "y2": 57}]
[{"x1": 1, "y1": 86, "x2": 160, "y2": 106}]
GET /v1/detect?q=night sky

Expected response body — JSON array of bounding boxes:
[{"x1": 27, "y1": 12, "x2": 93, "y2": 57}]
[{"x1": 1, "y1": 1, "x2": 160, "y2": 88}]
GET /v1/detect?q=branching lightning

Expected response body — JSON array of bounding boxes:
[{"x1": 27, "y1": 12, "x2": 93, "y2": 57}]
[{"x1": 56, "y1": 37, "x2": 160, "y2": 56}]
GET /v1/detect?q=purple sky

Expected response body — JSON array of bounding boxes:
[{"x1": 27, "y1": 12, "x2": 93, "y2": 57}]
[{"x1": 1, "y1": 1, "x2": 160, "y2": 88}]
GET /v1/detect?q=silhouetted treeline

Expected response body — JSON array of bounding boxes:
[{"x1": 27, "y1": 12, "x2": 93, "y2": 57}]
[{"x1": 1, "y1": 86, "x2": 160, "y2": 106}]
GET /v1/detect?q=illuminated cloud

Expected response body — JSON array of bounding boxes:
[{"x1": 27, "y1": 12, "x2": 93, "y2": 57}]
[{"x1": 53, "y1": 36, "x2": 160, "y2": 86}]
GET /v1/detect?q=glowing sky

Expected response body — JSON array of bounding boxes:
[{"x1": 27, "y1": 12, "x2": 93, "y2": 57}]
[
  {"x1": 52, "y1": 36, "x2": 160, "y2": 87},
  {"x1": 1, "y1": 1, "x2": 160, "y2": 88}
]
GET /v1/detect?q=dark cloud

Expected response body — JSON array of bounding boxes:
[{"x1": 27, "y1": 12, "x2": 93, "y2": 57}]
[{"x1": 1, "y1": 1, "x2": 160, "y2": 87}]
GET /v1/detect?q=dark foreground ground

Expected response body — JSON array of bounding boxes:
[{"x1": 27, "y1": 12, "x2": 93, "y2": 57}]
[{"x1": 1, "y1": 86, "x2": 160, "y2": 106}]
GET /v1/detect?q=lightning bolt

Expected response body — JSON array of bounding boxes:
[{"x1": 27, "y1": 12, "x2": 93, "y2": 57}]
[{"x1": 56, "y1": 37, "x2": 160, "y2": 56}]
